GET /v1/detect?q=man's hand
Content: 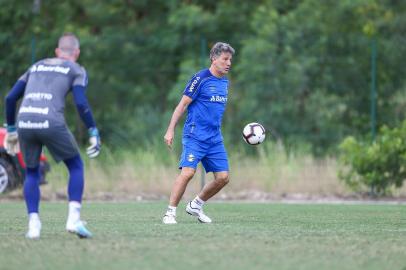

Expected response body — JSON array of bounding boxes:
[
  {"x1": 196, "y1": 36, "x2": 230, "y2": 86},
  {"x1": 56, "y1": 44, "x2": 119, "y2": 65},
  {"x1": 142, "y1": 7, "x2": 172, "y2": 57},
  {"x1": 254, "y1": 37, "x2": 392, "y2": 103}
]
[
  {"x1": 164, "y1": 129, "x2": 174, "y2": 149},
  {"x1": 4, "y1": 125, "x2": 19, "y2": 156},
  {"x1": 86, "y1": 127, "x2": 101, "y2": 158}
]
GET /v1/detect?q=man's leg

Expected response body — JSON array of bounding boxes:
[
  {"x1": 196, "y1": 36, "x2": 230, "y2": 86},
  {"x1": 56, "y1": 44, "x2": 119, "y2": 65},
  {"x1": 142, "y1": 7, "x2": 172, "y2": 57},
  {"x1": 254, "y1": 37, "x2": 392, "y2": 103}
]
[
  {"x1": 18, "y1": 129, "x2": 42, "y2": 238},
  {"x1": 64, "y1": 155, "x2": 92, "y2": 238},
  {"x1": 169, "y1": 167, "x2": 196, "y2": 206},
  {"x1": 24, "y1": 166, "x2": 42, "y2": 239},
  {"x1": 199, "y1": 171, "x2": 229, "y2": 201},
  {"x1": 163, "y1": 167, "x2": 195, "y2": 224},
  {"x1": 187, "y1": 140, "x2": 229, "y2": 223},
  {"x1": 186, "y1": 171, "x2": 229, "y2": 223}
]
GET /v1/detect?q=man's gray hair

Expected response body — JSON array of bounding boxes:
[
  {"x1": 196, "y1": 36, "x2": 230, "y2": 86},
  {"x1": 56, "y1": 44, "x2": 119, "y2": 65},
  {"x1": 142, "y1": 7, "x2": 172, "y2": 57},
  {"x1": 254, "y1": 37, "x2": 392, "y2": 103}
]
[
  {"x1": 210, "y1": 42, "x2": 235, "y2": 61},
  {"x1": 58, "y1": 33, "x2": 80, "y2": 55}
]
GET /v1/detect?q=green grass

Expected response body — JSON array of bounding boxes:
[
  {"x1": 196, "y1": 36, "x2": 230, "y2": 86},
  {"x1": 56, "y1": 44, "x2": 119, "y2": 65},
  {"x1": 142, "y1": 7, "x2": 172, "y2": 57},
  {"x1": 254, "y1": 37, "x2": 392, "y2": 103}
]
[{"x1": 0, "y1": 202, "x2": 406, "y2": 270}]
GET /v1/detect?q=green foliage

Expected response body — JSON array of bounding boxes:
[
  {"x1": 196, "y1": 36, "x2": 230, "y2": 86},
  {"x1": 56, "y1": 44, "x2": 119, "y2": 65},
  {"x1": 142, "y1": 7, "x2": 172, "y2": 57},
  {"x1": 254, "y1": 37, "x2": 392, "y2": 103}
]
[
  {"x1": 234, "y1": 0, "x2": 406, "y2": 154},
  {"x1": 0, "y1": 0, "x2": 405, "y2": 154},
  {"x1": 338, "y1": 121, "x2": 406, "y2": 194}
]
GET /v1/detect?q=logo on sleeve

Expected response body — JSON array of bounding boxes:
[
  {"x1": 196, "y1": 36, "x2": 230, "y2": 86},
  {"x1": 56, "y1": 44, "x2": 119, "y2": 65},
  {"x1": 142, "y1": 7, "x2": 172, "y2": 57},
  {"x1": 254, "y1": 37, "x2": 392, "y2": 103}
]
[{"x1": 188, "y1": 77, "x2": 200, "y2": 92}]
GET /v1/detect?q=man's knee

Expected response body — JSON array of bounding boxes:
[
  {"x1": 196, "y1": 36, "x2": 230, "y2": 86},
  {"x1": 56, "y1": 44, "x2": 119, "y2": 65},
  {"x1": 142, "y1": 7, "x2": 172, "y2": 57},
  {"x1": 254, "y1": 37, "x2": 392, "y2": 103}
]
[
  {"x1": 179, "y1": 167, "x2": 196, "y2": 181},
  {"x1": 26, "y1": 166, "x2": 41, "y2": 184},
  {"x1": 215, "y1": 172, "x2": 229, "y2": 186},
  {"x1": 64, "y1": 155, "x2": 83, "y2": 170}
]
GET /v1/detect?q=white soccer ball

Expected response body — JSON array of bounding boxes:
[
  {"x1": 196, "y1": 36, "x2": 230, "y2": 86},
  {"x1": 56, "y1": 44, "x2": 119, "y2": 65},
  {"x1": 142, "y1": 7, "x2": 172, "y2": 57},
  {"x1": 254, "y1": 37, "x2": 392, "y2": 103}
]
[{"x1": 242, "y1": 122, "x2": 266, "y2": 145}]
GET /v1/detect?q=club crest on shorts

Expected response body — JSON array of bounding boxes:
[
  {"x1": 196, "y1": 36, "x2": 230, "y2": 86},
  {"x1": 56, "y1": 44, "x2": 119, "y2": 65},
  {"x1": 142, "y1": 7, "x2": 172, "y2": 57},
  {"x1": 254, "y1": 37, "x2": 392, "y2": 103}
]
[{"x1": 187, "y1": 153, "x2": 195, "y2": 162}]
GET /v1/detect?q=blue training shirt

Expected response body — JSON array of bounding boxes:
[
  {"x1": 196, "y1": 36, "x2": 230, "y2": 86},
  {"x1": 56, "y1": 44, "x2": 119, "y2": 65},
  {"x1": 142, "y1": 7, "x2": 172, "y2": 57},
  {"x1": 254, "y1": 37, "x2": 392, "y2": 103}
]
[{"x1": 182, "y1": 69, "x2": 229, "y2": 143}]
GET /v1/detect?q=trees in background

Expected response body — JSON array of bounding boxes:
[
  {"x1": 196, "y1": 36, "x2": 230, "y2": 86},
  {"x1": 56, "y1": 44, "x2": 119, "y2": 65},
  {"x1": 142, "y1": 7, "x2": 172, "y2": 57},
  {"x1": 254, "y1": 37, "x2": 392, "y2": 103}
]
[{"x1": 0, "y1": 0, "x2": 405, "y2": 154}]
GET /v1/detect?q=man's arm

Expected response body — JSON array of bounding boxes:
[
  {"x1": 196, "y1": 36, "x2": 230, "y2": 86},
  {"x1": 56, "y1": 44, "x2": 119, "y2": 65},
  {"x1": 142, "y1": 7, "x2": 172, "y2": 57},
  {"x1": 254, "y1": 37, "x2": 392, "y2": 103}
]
[
  {"x1": 164, "y1": 95, "x2": 193, "y2": 148},
  {"x1": 71, "y1": 85, "x2": 100, "y2": 158},
  {"x1": 5, "y1": 80, "x2": 26, "y2": 127},
  {"x1": 71, "y1": 85, "x2": 96, "y2": 129},
  {"x1": 4, "y1": 80, "x2": 26, "y2": 155}
]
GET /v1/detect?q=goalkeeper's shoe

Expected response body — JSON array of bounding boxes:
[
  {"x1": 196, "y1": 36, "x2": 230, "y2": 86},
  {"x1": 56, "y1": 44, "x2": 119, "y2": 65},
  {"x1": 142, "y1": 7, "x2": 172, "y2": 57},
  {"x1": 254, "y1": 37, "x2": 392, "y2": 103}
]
[
  {"x1": 25, "y1": 219, "x2": 41, "y2": 239},
  {"x1": 66, "y1": 220, "x2": 93, "y2": 239},
  {"x1": 186, "y1": 202, "x2": 212, "y2": 223},
  {"x1": 162, "y1": 213, "x2": 177, "y2": 224}
]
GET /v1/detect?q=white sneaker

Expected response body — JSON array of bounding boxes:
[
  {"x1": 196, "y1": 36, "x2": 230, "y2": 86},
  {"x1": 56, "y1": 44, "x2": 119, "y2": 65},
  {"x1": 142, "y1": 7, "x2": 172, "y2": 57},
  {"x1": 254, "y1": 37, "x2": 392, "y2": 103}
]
[
  {"x1": 66, "y1": 219, "x2": 78, "y2": 232},
  {"x1": 163, "y1": 213, "x2": 177, "y2": 224},
  {"x1": 186, "y1": 202, "x2": 212, "y2": 223},
  {"x1": 26, "y1": 219, "x2": 41, "y2": 239},
  {"x1": 66, "y1": 220, "x2": 92, "y2": 238}
]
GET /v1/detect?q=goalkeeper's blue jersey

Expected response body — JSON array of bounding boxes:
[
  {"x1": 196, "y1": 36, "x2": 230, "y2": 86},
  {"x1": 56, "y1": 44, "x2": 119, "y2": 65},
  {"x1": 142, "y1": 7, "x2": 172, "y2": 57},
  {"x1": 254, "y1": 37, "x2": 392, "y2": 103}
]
[{"x1": 182, "y1": 69, "x2": 229, "y2": 143}]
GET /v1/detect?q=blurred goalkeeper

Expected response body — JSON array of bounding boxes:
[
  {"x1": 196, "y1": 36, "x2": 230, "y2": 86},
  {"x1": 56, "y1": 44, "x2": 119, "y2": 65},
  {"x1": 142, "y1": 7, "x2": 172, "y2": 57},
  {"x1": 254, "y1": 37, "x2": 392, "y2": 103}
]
[
  {"x1": 163, "y1": 42, "x2": 235, "y2": 224},
  {"x1": 4, "y1": 33, "x2": 101, "y2": 239}
]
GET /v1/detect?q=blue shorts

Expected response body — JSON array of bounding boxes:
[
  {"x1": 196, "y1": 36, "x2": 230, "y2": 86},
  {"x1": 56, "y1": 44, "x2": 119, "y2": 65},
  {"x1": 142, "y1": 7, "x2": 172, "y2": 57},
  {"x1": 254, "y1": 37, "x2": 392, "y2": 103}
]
[{"x1": 179, "y1": 137, "x2": 229, "y2": 173}]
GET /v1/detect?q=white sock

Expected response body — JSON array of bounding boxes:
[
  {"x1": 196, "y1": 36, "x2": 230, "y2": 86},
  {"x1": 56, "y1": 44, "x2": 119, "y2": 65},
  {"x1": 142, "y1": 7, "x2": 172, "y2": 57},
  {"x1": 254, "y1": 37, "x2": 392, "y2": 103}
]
[
  {"x1": 28, "y1": 213, "x2": 41, "y2": 231},
  {"x1": 68, "y1": 201, "x2": 81, "y2": 223},
  {"x1": 29, "y1": 213, "x2": 40, "y2": 225},
  {"x1": 167, "y1": 205, "x2": 177, "y2": 216},
  {"x1": 29, "y1": 212, "x2": 40, "y2": 221},
  {"x1": 191, "y1": 196, "x2": 205, "y2": 209}
]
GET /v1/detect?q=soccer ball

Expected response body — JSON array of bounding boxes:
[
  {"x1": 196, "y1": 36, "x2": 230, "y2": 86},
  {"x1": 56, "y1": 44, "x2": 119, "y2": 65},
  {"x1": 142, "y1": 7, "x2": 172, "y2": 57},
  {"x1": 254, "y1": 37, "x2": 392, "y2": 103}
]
[{"x1": 242, "y1": 122, "x2": 266, "y2": 145}]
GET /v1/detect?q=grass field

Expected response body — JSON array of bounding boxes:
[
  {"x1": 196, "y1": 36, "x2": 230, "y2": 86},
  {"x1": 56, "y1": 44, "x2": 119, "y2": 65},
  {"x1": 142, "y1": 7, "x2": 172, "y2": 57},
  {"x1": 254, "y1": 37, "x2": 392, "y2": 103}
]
[{"x1": 0, "y1": 202, "x2": 406, "y2": 270}]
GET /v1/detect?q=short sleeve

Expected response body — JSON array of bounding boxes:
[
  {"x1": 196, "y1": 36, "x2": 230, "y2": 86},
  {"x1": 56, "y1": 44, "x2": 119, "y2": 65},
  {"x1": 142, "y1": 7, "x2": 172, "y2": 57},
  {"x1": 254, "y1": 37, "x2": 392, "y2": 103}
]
[
  {"x1": 72, "y1": 66, "x2": 88, "y2": 87},
  {"x1": 183, "y1": 73, "x2": 204, "y2": 100},
  {"x1": 18, "y1": 69, "x2": 30, "y2": 82}
]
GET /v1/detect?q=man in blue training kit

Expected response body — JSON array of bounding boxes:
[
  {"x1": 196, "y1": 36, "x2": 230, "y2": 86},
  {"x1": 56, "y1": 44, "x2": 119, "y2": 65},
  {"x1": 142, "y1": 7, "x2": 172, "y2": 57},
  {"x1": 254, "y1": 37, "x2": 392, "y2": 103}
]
[
  {"x1": 4, "y1": 33, "x2": 101, "y2": 239},
  {"x1": 163, "y1": 42, "x2": 235, "y2": 224}
]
